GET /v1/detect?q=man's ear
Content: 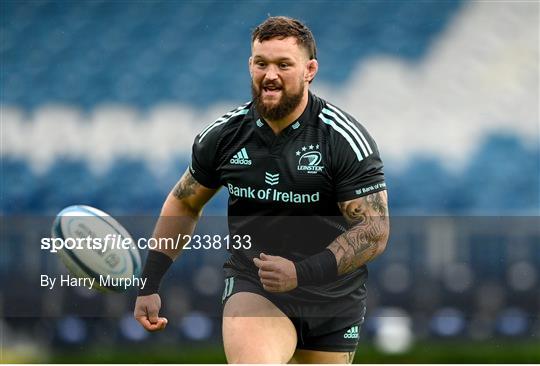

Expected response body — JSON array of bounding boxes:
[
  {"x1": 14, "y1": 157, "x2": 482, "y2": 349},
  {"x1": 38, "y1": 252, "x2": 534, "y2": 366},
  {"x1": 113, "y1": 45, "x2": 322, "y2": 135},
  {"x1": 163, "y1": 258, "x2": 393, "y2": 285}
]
[
  {"x1": 248, "y1": 56, "x2": 253, "y2": 77},
  {"x1": 305, "y1": 59, "x2": 318, "y2": 83}
]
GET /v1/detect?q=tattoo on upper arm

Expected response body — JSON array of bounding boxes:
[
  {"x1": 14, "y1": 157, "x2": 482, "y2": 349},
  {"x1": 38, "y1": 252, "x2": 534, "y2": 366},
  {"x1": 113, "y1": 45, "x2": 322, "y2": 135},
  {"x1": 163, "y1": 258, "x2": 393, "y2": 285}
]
[
  {"x1": 330, "y1": 190, "x2": 389, "y2": 275},
  {"x1": 339, "y1": 191, "x2": 387, "y2": 224},
  {"x1": 172, "y1": 170, "x2": 200, "y2": 199}
]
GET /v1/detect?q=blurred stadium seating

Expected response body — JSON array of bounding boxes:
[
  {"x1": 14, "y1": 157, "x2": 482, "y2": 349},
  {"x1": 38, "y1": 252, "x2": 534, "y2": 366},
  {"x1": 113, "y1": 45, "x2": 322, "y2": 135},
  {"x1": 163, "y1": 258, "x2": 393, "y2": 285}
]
[
  {"x1": 1, "y1": 0, "x2": 539, "y2": 362},
  {"x1": 2, "y1": 0, "x2": 459, "y2": 108}
]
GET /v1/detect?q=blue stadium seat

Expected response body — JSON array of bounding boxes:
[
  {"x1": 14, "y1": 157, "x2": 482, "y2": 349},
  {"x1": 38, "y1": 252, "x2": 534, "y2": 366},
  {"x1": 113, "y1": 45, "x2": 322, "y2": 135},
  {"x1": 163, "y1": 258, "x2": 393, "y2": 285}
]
[
  {"x1": 39, "y1": 159, "x2": 97, "y2": 214},
  {"x1": 2, "y1": 158, "x2": 39, "y2": 213}
]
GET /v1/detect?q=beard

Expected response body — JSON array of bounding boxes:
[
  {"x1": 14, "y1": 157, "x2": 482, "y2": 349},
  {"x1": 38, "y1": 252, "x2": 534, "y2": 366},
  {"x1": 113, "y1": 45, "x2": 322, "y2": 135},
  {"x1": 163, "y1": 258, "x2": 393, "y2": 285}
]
[{"x1": 251, "y1": 80, "x2": 304, "y2": 121}]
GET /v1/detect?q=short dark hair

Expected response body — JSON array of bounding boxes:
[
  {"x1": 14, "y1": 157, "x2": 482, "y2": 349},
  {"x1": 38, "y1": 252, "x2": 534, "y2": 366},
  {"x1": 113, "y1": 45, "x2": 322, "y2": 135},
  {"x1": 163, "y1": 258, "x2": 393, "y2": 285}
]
[{"x1": 252, "y1": 16, "x2": 317, "y2": 60}]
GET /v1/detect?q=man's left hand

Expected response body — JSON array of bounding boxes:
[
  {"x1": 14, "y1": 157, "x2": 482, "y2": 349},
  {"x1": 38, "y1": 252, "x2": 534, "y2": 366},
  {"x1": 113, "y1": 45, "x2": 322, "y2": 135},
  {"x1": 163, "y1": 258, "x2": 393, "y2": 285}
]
[{"x1": 253, "y1": 253, "x2": 298, "y2": 292}]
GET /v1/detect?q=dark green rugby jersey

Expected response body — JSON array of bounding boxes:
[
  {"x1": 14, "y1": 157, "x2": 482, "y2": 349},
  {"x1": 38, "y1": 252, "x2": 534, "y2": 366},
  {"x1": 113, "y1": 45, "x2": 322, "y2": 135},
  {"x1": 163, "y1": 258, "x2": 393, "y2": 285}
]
[{"x1": 190, "y1": 92, "x2": 386, "y2": 301}]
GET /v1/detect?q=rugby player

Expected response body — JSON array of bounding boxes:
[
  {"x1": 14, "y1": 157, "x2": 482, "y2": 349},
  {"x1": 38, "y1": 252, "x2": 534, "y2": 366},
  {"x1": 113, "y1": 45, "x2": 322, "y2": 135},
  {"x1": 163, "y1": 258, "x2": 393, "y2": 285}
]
[{"x1": 134, "y1": 16, "x2": 389, "y2": 364}]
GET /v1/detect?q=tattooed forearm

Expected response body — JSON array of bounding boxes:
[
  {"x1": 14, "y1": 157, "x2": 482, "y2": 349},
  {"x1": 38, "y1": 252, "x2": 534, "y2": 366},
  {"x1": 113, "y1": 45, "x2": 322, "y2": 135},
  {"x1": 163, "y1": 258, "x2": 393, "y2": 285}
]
[
  {"x1": 328, "y1": 190, "x2": 389, "y2": 275},
  {"x1": 172, "y1": 170, "x2": 199, "y2": 199}
]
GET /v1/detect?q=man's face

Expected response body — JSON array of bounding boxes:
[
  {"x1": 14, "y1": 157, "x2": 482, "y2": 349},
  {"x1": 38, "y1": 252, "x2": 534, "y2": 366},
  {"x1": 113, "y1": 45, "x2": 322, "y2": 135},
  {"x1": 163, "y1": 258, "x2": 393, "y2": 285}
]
[{"x1": 250, "y1": 37, "x2": 315, "y2": 121}]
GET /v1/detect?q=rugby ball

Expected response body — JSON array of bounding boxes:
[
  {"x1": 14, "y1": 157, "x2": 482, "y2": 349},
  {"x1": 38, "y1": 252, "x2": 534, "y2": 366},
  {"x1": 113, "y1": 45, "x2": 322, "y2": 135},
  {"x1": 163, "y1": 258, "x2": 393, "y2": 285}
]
[{"x1": 52, "y1": 205, "x2": 141, "y2": 292}]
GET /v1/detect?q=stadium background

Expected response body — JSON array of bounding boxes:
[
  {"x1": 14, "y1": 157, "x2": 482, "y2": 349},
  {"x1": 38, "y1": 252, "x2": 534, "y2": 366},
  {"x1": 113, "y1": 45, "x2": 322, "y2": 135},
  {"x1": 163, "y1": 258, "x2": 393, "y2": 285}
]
[{"x1": 1, "y1": 0, "x2": 539, "y2": 363}]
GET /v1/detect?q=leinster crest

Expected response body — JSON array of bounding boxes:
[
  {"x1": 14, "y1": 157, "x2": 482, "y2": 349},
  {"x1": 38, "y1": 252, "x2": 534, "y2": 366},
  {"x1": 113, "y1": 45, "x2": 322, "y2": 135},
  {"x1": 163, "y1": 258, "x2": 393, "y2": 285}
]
[{"x1": 295, "y1": 144, "x2": 324, "y2": 174}]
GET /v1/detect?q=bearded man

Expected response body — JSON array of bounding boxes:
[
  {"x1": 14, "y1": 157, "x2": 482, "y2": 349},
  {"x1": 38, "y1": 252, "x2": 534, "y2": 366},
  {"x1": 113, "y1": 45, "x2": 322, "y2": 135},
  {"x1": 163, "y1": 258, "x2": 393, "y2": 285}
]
[{"x1": 134, "y1": 16, "x2": 389, "y2": 364}]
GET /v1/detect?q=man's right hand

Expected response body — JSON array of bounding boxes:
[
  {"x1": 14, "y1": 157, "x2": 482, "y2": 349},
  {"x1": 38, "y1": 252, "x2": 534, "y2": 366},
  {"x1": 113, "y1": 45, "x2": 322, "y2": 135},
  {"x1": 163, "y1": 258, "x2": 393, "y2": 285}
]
[{"x1": 134, "y1": 294, "x2": 168, "y2": 332}]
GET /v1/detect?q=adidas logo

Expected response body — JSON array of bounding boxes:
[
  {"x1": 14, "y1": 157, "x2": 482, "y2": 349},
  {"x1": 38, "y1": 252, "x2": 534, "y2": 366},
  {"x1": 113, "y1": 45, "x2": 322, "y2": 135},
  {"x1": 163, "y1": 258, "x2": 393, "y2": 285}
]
[
  {"x1": 343, "y1": 325, "x2": 359, "y2": 339},
  {"x1": 230, "y1": 147, "x2": 252, "y2": 165}
]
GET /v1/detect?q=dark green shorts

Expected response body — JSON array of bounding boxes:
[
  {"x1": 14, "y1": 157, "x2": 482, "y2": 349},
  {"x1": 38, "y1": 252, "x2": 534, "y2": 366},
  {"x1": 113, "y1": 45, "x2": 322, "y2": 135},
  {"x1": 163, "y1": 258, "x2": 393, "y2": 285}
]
[{"x1": 222, "y1": 274, "x2": 366, "y2": 352}]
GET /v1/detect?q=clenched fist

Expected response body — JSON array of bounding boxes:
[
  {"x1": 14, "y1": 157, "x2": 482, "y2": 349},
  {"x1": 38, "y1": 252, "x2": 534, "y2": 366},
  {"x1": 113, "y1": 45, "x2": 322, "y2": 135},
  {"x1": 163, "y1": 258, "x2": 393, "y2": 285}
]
[
  {"x1": 134, "y1": 293, "x2": 168, "y2": 332},
  {"x1": 253, "y1": 253, "x2": 298, "y2": 292}
]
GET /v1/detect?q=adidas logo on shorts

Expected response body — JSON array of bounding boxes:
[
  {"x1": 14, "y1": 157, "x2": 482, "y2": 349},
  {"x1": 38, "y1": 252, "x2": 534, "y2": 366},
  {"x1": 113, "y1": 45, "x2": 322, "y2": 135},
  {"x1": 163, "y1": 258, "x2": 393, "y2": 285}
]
[
  {"x1": 343, "y1": 325, "x2": 359, "y2": 339},
  {"x1": 230, "y1": 147, "x2": 252, "y2": 165}
]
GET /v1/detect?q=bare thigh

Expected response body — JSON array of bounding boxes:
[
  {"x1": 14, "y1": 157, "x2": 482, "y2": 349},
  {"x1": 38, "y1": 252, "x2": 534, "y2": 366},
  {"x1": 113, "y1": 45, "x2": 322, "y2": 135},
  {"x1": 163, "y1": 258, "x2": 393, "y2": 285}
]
[
  {"x1": 289, "y1": 349, "x2": 356, "y2": 364},
  {"x1": 222, "y1": 292, "x2": 297, "y2": 364}
]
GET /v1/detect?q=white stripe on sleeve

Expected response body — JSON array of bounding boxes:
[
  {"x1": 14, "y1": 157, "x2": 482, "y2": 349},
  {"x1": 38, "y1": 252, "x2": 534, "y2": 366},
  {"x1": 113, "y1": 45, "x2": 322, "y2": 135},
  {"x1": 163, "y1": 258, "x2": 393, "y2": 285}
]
[{"x1": 319, "y1": 113, "x2": 364, "y2": 161}]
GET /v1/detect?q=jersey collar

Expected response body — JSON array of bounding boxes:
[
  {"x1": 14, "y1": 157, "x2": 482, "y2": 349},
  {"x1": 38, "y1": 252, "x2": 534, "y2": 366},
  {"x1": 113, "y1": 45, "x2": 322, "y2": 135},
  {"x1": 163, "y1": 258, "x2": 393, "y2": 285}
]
[{"x1": 251, "y1": 91, "x2": 315, "y2": 137}]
